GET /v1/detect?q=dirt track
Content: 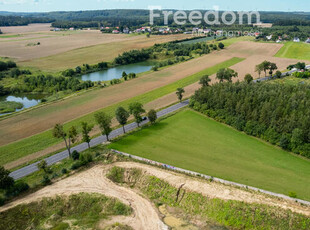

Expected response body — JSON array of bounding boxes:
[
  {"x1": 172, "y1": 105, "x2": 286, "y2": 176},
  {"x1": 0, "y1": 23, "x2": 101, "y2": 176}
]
[
  {"x1": 0, "y1": 164, "x2": 168, "y2": 230},
  {"x1": 1, "y1": 162, "x2": 309, "y2": 221}
]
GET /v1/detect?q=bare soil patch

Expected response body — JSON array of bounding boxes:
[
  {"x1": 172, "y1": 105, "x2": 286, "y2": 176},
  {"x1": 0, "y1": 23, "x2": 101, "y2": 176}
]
[
  {"x1": 0, "y1": 23, "x2": 52, "y2": 34},
  {"x1": 0, "y1": 30, "x2": 190, "y2": 70}
]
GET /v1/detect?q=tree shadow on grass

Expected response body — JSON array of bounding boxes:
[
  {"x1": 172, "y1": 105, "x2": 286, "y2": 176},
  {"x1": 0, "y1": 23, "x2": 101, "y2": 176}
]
[{"x1": 114, "y1": 122, "x2": 169, "y2": 147}]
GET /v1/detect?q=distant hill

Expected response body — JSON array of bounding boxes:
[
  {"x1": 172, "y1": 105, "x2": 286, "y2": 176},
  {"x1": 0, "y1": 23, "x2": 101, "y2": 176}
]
[{"x1": 0, "y1": 10, "x2": 310, "y2": 27}]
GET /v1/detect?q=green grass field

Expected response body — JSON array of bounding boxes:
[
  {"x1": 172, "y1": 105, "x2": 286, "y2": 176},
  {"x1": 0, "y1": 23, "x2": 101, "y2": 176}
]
[
  {"x1": 0, "y1": 57, "x2": 244, "y2": 166},
  {"x1": 275, "y1": 41, "x2": 310, "y2": 61},
  {"x1": 110, "y1": 109, "x2": 310, "y2": 201}
]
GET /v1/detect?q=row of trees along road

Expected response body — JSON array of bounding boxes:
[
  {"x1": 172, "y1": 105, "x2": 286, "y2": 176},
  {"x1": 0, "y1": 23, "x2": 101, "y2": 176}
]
[
  {"x1": 255, "y1": 61, "x2": 278, "y2": 78},
  {"x1": 52, "y1": 102, "x2": 158, "y2": 157}
]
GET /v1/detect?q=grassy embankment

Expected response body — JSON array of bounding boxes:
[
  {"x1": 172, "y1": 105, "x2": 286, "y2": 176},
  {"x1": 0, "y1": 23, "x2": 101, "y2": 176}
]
[
  {"x1": 110, "y1": 109, "x2": 310, "y2": 201},
  {"x1": 108, "y1": 167, "x2": 310, "y2": 230},
  {"x1": 275, "y1": 41, "x2": 310, "y2": 61},
  {"x1": 0, "y1": 101, "x2": 23, "y2": 113},
  {"x1": 0, "y1": 57, "x2": 244, "y2": 166},
  {"x1": 0, "y1": 192, "x2": 132, "y2": 230}
]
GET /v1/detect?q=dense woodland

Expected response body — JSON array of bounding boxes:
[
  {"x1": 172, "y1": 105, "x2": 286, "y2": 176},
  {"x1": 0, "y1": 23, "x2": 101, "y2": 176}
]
[
  {"x1": 0, "y1": 16, "x2": 53, "y2": 26},
  {"x1": 1, "y1": 10, "x2": 310, "y2": 28},
  {"x1": 190, "y1": 82, "x2": 310, "y2": 158}
]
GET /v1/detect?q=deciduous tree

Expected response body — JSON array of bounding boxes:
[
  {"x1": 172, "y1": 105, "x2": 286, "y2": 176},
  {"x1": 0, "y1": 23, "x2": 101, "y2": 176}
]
[
  {"x1": 148, "y1": 109, "x2": 157, "y2": 124},
  {"x1": 199, "y1": 75, "x2": 211, "y2": 87},
  {"x1": 95, "y1": 112, "x2": 112, "y2": 141},
  {"x1": 176, "y1": 88, "x2": 185, "y2": 102},
  {"x1": 81, "y1": 122, "x2": 94, "y2": 148},
  {"x1": 129, "y1": 102, "x2": 145, "y2": 127},
  {"x1": 115, "y1": 106, "x2": 130, "y2": 133}
]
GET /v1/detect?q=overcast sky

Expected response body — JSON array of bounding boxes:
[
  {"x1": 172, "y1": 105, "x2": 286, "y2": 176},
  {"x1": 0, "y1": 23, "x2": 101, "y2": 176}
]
[{"x1": 0, "y1": 0, "x2": 309, "y2": 12}]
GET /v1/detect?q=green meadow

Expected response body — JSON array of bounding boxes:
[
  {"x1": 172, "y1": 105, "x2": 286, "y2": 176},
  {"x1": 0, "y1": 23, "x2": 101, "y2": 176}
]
[{"x1": 110, "y1": 109, "x2": 310, "y2": 201}]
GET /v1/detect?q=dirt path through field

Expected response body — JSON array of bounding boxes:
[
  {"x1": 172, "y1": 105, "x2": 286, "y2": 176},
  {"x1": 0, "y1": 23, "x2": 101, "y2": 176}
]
[{"x1": 0, "y1": 164, "x2": 168, "y2": 230}]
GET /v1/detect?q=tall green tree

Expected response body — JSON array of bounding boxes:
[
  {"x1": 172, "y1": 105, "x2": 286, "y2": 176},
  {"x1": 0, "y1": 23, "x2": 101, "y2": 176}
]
[
  {"x1": 148, "y1": 109, "x2": 157, "y2": 124},
  {"x1": 129, "y1": 102, "x2": 145, "y2": 127},
  {"x1": 176, "y1": 88, "x2": 185, "y2": 102},
  {"x1": 216, "y1": 68, "x2": 238, "y2": 82},
  {"x1": 261, "y1": 60, "x2": 271, "y2": 77},
  {"x1": 68, "y1": 126, "x2": 78, "y2": 154},
  {"x1": 52, "y1": 124, "x2": 78, "y2": 157},
  {"x1": 199, "y1": 75, "x2": 211, "y2": 87},
  {"x1": 95, "y1": 112, "x2": 112, "y2": 141},
  {"x1": 255, "y1": 64, "x2": 263, "y2": 78},
  {"x1": 269, "y1": 63, "x2": 278, "y2": 76},
  {"x1": 81, "y1": 122, "x2": 94, "y2": 148},
  {"x1": 38, "y1": 160, "x2": 48, "y2": 173},
  {"x1": 115, "y1": 106, "x2": 130, "y2": 133}
]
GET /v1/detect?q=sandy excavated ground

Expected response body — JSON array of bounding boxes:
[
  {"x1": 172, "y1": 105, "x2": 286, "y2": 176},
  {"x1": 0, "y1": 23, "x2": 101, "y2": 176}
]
[
  {"x1": 0, "y1": 164, "x2": 168, "y2": 230},
  {"x1": 1, "y1": 162, "x2": 309, "y2": 229}
]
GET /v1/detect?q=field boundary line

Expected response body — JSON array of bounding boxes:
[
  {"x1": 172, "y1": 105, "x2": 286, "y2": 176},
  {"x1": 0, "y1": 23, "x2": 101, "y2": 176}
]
[{"x1": 111, "y1": 149, "x2": 310, "y2": 206}]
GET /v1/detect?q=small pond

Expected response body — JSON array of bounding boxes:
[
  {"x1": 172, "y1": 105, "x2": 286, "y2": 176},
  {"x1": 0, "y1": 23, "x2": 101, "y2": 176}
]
[{"x1": 79, "y1": 61, "x2": 155, "y2": 82}]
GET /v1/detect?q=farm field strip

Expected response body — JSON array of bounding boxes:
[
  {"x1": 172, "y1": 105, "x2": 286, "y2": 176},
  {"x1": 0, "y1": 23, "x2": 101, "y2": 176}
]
[
  {"x1": 110, "y1": 109, "x2": 310, "y2": 201},
  {"x1": 275, "y1": 41, "x2": 310, "y2": 61},
  {"x1": 0, "y1": 57, "x2": 244, "y2": 166}
]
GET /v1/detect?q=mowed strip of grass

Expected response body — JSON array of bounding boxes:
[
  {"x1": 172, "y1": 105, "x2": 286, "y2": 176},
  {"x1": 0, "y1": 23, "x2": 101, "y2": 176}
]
[
  {"x1": 275, "y1": 41, "x2": 310, "y2": 61},
  {"x1": 110, "y1": 109, "x2": 310, "y2": 201},
  {"x1": 0, "y1": 57, "x2": 244, "y2": 166}
]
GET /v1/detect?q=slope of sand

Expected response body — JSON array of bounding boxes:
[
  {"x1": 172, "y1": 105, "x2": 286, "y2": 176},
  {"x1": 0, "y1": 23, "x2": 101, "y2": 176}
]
[{"x1": 1, "y1": 162, "x2": 309, "y2": 228}]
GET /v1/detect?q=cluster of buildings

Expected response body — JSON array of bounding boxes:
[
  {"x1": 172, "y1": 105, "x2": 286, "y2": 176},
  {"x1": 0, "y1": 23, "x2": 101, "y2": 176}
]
[
  {"x1": 108, "y1": 26, "x2": 184, "y2": 34},
  {"x1": 265, "y1": 34, "x2": 310, "y2": 43}
]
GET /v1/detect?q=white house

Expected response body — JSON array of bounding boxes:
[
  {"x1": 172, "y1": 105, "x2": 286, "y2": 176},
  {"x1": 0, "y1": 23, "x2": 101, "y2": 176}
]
[
  {"x1": 306, "y1": 38, "x2": 310, "y2": 43},
  {"x1": 293, "y1": 37, "x2": 300, "y2": 42}
]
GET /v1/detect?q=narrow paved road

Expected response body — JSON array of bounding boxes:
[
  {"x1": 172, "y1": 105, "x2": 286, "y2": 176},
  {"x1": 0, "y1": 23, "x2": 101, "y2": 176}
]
[
  {"x1": 10, "y1": 100, "x2": 189, "y2": 180},
  {"x1": 254, "y1": 65, "x2": 310, "y2": 82}
]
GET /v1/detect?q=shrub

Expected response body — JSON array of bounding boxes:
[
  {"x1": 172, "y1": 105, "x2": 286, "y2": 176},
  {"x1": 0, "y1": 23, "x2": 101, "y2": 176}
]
[
  {"x1": 218, "y1": 42, "x2": 224, "y2": 49},
  {"x1": 5, "y1": 181, "x2": 29, "y2": 197},
  {"x1": 71, "y1": 150, "x2": 80, "y2": 161},
  {"x1": 0, "y1": 61, "x2": 8, "y2": 71},
  {"x1": 71, "y1": 161, "x2": 83, "y2": 170},
  {"x1": 6, "y1": 61, "x2": 16, "y2": 68},
  {"x1": 61, "y1": 168, "x2": 68, "y2": 174},
  {"x1": 80, "y1": 153, "x2": 93, "y2": 165},
  {"x1": 152, "y1": 66, "x2": 158, "y2": 71},
  {"x1": 288, "y1": 191, "x2": 297, "y2": 198},
  {"x1": 113, "y1": 201, "x2": 132, "y2": 215},
  {"x1": 0, "y1": 196, "x2": 5, "y2": 206},
  {"x1": 107, "y1": 167, "x2": 124, "y2": 183},
  {"x1": 41, "y1": 174, "x2": 51, "y2": 186}
]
